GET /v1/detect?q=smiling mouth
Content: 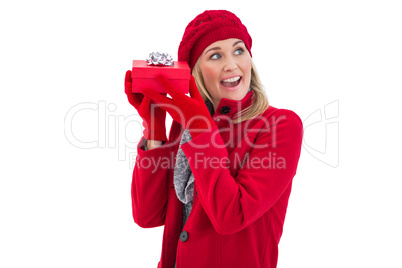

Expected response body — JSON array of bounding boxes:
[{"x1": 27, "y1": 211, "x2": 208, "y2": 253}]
[{"x1": 220, "y1": 76, "x2": 242, "y2": 88}]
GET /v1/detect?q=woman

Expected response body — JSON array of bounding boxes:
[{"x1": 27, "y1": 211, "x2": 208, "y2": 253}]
[{"x1": 125, "y1": 10, "x2": 303, "y2": 268}]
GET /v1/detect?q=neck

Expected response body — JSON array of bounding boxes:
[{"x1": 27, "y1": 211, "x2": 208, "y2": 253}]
[{"x1": 212, "y1": 101, "x2": 219, "y2": 112}]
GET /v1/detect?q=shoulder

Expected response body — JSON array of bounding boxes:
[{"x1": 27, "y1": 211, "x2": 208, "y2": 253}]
[
  {"x1": 243, "y1": 105, "x2": 303, "y2": 132},
  {"x1": 261, "y1": 105, "x2": 302, "y2": 127},
  {"x1": 244, "y1": 105, "x2": 303, "y2": 150},
  {"x1": 253, "y1": 105, "x2": 303, "y2": 140}
]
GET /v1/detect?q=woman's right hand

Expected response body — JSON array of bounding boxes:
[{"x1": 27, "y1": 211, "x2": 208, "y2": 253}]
[{"x1": 124, "y1": 70, "x2": 167, "y2": 141}]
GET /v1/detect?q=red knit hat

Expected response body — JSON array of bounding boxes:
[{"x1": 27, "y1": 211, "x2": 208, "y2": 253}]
[{"x1": 178, "y1": 10, "x2": 252, "y2": 71}]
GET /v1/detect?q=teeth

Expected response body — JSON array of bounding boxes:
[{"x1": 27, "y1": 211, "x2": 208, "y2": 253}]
[{"x1": 222, "y1": 76, "x2": 241, "y2": 83}]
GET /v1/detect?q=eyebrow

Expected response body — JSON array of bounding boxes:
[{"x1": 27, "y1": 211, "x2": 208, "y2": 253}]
[{"x1": 204, "y1": 40, "x2": 245, "y2": 55}]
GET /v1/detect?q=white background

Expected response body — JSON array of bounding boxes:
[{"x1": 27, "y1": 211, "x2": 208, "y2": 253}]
[{"x1": 1, "y1": 0, "x2": 401, "y2": 267}]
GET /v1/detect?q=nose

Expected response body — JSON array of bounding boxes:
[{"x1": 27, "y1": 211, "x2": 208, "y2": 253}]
[{"x1": 223, "y1": 55, "x2": 238, "y2": 72}]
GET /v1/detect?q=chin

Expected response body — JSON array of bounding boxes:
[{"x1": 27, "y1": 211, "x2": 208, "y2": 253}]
[{"x1": 226, "y1": 92, "x2": 246, "y2": 101}]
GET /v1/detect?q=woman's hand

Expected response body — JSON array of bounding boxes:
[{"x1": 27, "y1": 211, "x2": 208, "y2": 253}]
[
  {"x1": 124, "y1": 70, "x2": 167, "y2": 141},
  {"x1": 141, "y1": 75, "x2": 215, "y2": 138}
]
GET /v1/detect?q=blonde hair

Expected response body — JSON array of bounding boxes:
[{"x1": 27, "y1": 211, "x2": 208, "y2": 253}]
[{"x1": 192, "y1": 59, "x2": 269, "y2": 124}]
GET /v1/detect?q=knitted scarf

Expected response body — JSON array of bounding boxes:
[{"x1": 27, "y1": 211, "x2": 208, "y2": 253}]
[
  {"x1": 173, "y1": 98, "x2": 215, "y2": 228},
  {"x1": 173, "y1": 89, "x2": 251, "y2": 228}
]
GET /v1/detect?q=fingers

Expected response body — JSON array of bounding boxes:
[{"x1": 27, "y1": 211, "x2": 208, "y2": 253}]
[
  {"x1": 188, "y1": 75, "x2": 204, "y2": 102},
  {"x1": 125, "y1": 70, "x2": 131, "y2": 81},
  {"x1": 140, "y1": 95, "x2": 151, "y2": 113},
  {"x1": 124, "y1": 70, "x2": 135, "y2": 99},
  {"x1": 124, "y1": 73, "x2": 131, "y2": 94},
  {"x1": 142, "y1": 88, "x2": 174, "y2": 106},
  {"x1": 124, "y1": 70, "x2": 132, "y2": 89},
  {"x1": 156, "y1": 75, "x2": 188, "y2": 101},
  {"x1": 128, "y1": 92, "x2": 142, "y2": 108},
  {"x1": 125, "y1": 70, "x2": 146, "y2": 108}
]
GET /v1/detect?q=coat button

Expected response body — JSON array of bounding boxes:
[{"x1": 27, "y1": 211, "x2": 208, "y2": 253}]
[
  {"x1": 180, "y1": 231, "x2": 189, "y2": 242},
  {"x1": 220, "y1": 106, "x2": 231, "y2": 114}
]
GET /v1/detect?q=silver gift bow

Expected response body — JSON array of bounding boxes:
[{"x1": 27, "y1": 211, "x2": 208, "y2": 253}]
[{"x1": 146, "y1": 52, "x2": 174, "y2": 66}]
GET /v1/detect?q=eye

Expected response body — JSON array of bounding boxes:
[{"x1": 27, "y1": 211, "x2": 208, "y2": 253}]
[
  {"x1": 210, "y1": 53, "x2": 221, "y2": 60},
  {"x1": 234, "y1": 48, "x2": 244, "y2": 55}
]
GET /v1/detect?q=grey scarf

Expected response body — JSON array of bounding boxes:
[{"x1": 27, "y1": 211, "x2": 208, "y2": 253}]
[
  {"x1": 173, "y1": 129, "x2": 194, "y2": 228},
  {"x1": 173, "y1": 98, "x2": 215, "y2": 228},
  {"x1": 173, "y1": 88, "x2": 251, "y2": 228}
]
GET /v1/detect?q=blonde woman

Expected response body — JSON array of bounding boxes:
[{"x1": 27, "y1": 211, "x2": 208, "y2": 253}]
[{"x1": 125, "y1": 10, "x2": 303, "y2": 268}]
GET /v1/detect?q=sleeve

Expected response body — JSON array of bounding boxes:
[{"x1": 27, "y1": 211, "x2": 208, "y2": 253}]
[
  {"x1": 131, "y1": 137, "x2": 171, "y2": 228},
  {"x1": 180, "y1": 109, "x2": 303, "y2": 235}
]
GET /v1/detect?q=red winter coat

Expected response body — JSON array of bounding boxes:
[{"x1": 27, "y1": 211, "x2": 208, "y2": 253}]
[{"x1": 131, "y1": 90, "x2": 303, "y2": 268}]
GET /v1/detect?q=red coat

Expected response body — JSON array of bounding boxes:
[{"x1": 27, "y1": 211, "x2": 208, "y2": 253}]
[{"x1": 131, "y1": 91, "x2": 303, "y2": 268}]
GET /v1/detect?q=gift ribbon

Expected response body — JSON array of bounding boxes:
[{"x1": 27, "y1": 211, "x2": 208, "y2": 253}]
[{"x1": 146, "y1": 52, "x2": 174, "y2": 66}]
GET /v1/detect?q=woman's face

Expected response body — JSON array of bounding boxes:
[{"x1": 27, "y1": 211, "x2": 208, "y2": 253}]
[{"x1": 199, "y1": 38, "x2": 252, "y2": 110}]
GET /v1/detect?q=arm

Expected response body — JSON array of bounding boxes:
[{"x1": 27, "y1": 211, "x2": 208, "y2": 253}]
[
  {"x1": 124, "y1": 70, "x2": 170, "y2": 228},
  {"x1": 146, "y1": 140, "x2": 163, "y2": 150},
  {"x1": 131, "y1": 137, "x2": 170, "y2": 228},
  {"x1": 181, "y1": 109, "x2": 303, "y2": 235}
]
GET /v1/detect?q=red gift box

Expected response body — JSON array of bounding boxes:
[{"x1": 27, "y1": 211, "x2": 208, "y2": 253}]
[{"x1": 131, "y1": 60, "x2": 190, "y2": 94}]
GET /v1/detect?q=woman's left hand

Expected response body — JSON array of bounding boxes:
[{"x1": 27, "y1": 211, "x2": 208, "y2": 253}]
[{"x1": 141, "y1": 75, "x2": 215, "y2": 138}]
